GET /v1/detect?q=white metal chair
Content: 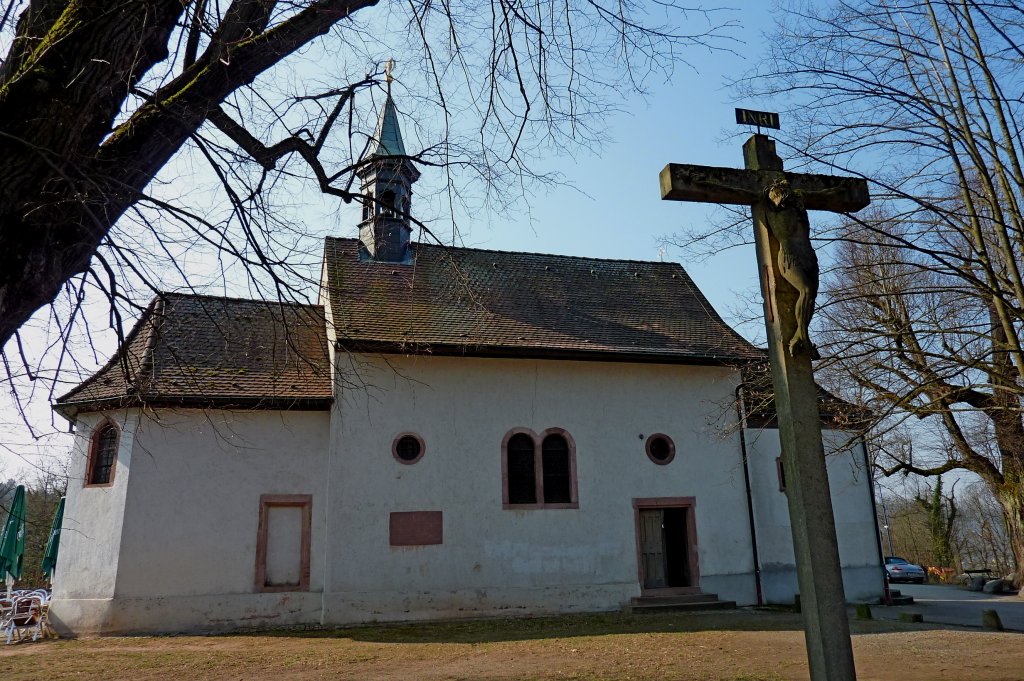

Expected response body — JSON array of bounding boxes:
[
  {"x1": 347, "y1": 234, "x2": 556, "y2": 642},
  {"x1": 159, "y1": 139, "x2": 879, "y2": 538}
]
[{"x1": 2, "y1": 595, "x2": 44, "y2": 644}]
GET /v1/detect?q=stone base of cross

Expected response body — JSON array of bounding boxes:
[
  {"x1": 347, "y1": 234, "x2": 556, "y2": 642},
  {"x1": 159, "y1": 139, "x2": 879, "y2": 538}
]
[{"x1": 661, "y1": 134, "x2": 869, "y2": 681}]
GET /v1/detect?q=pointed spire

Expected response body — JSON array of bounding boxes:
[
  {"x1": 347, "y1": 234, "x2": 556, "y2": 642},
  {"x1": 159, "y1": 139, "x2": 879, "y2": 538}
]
[
  {"x1": 367, "y1": 94, "x2": 407, "y2": 158},
  {"x1": 366, "y1": 60, "x2": 407, "y2": 159}
]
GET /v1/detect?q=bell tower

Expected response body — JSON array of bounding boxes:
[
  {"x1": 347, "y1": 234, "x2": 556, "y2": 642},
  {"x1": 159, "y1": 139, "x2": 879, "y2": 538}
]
[{"x1": 357, "y1": 62, "x2": 420, "y2": 263}]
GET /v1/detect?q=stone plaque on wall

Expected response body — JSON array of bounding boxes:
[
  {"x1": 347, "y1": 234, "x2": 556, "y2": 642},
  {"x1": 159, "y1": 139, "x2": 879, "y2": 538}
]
[{"x1": 389, "y1": 511, "x2": 443, "y2": 546}]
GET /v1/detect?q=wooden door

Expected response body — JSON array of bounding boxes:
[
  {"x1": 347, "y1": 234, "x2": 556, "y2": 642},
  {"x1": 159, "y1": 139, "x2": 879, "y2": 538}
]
[{"x1": 639, "y1": 509, "x2": 667, "y2": 589}]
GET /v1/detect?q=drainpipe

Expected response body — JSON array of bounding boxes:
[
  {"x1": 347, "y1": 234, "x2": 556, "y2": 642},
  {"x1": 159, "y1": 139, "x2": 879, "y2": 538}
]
[
  {"x1": 736, "y1": 384, "x2": 764, "y2": 606},
  {"x1": 861, "y1": 438, "x2": 891, "y2": 605}
]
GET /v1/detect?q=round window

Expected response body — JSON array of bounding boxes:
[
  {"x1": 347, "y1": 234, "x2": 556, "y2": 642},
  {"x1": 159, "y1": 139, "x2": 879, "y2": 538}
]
[
  {"x1": 393, "y1": 433, "x2": 425, "y2": 464},
  {"x1": 645, "y1": 434, "x2": 676, "y2": 465}
]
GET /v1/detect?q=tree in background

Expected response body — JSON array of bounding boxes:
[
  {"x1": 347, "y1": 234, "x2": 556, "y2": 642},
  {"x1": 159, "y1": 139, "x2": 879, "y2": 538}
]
[
  {"x1": 725, "y1": 0, "x2": 1024, "y2": 588},
  {"x1": 0, "y1": 0, "x2": 734, "y2": 432},
  {"x1": 18, "y1": 462, "x2": 68, "y2": 588},
  {"x1": 880, "y1": 478, "x2": 1013, "y2": 579},
  {"x1": 0, "y1": 477, "x2": 13, "y2": 503},
  {"x1": 0, "y1": 461, "x2": 66, "y2": 588},
  {"x1": 958, "y1": 481, "x2": 1016, "y2": 577},
  {"x1": 880, "y1": 493, "x2": 934, "y2": 567},
  {"x1": 915, "y1": 476, "x2": 957, "y2": 569}
]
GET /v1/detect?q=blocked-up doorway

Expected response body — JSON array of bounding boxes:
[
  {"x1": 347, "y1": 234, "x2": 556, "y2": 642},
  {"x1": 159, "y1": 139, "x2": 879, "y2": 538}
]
[
  {"x1": 634, "y1": 498, "x2": 699, "y2": 592},
  {"x1": 255, "y1": 494, "x2": 312, "y2": 592}
]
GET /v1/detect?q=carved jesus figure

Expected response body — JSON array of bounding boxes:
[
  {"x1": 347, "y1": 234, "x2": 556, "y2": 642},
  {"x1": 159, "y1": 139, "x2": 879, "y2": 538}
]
[{"x1": 762, "y1": 178, "x2": 820, "y2": 359}]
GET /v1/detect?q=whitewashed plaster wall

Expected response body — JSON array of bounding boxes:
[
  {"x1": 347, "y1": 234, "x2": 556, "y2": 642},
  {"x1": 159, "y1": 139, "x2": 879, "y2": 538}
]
[
  {"x1": 744, "y1": 427, "x2": 883, "y2": 603},
  {"x1": 324, "y1": 354, "x2": 758, "y2": 623},
  {"x1": 51, "y1": 408, "x2": 330, "y2": 634},
  {"x1": 52, "y1": 410, "x2": 137, "y2": 601}
]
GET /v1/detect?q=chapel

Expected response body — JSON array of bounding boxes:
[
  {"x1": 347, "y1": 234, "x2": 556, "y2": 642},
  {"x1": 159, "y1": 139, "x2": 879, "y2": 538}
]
[{"x1": 49, "y1": 94, "x2": 884, "y2": 635}]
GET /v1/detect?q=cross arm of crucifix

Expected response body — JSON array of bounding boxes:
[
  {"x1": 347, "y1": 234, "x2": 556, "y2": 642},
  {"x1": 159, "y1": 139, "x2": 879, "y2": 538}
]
[{"x1": 659, "y1": 163, "x2": 869, "y2": 213}]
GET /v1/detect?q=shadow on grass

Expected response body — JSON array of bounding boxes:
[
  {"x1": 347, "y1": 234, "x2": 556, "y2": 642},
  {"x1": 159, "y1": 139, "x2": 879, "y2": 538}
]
[{"x1": 239, "y1": 608, "x2": 947, "y2": 645}]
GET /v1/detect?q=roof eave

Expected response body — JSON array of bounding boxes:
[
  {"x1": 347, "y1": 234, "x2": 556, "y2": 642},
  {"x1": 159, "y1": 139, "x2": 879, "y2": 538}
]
[
  {"x1": 334, "y1": 338, "x2": 763, "y2": 366},
  {"x1": 52, "y1": 394, "x2": 334, "y2": 420}
]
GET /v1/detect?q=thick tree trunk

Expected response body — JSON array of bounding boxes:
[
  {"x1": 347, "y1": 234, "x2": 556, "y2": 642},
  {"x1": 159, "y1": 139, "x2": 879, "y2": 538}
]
[
  {"x1": 0, "y1": 0, "x2": 187, "y2": 346},
  {"x1": 0, "y1": 0, "x2": 378, "y2": 349},
  {"x1": 988, "y1": 307, "x2": 1024, "y2": 590},
  {"x1": 996, "y1": 483, "x2": 1024, "y2": 591}
]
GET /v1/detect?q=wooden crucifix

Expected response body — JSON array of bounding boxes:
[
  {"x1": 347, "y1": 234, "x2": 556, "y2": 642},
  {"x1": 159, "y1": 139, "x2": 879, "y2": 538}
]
[{"x1": 660, "y1": 134, "x2": 869, "y2": 681}]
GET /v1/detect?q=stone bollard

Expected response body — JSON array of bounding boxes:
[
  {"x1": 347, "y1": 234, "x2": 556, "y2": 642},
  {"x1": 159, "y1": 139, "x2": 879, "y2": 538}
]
[
  {"x1": 981, "y1": 609, "x2": 1004, "y2": 632},
  {"x1": 855, "y1": 604, "x2": 872, "y2": 620},
  {"x1": 898, "y1": 612, "x2": 923, "y2": 623}
]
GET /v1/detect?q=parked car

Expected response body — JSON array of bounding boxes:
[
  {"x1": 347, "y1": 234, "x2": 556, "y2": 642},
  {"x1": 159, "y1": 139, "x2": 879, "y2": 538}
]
[{"x1": 885, "y1": 556, "x2": 926, "y2": 583}]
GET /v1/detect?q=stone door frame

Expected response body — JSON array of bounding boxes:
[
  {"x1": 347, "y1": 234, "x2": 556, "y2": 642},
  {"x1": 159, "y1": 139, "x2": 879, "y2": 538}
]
[{"x1": 632, "y1": 496, "x2": 700, "y2": 595}]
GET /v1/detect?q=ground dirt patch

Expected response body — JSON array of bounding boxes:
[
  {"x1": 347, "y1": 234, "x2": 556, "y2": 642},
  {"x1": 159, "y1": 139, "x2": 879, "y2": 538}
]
[{"x1": 0, "y1": 610, "x2": 1018, "y2": 680}]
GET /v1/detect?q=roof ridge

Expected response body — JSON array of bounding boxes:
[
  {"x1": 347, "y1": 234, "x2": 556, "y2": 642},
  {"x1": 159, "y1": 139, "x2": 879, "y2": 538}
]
[
  {"x1": 325, "y1": 236, "x2": 685, "y2": 268},
  {"x1": 159, "y1": 290, "x2": 323, "y2": 309}
]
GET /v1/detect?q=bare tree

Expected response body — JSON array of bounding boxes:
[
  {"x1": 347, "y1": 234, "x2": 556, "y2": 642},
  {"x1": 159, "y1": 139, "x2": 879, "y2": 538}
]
[
  {"x1": 662, "y1": 1, "x2": 1024, "y2": 586},
  {"x1": 15, "y1": 457, "x2": 68, "y2": 588},
  {"x1": 959, "y1": 480, "x2": 1016, "y2": 577},
  {"x1": 878, "y1": 492, "x2": 934, "y2": 568},
  {"x1": 879, "y1": 477, "x2": 1013, "y2": 579},
  {"x1": 0, "y1": 1, "x2": 736, "y2": 454}
]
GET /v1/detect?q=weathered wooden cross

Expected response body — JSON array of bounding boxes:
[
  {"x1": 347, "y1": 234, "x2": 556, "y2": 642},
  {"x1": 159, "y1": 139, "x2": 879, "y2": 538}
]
[{"x1": 661, "y1": 134, "x2": 869, "y2": 681}]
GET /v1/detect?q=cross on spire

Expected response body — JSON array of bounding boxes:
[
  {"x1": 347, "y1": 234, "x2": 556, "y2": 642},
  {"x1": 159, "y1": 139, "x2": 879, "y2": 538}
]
[{"x1": 384, "y1": 58, "x2": 395, "y2": 95}]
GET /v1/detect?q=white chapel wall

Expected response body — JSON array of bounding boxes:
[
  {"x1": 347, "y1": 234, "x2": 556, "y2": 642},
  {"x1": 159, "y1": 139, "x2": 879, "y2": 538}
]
[
  {"x1": 744, "y1": 427, "x2": 883, "y2": 603},
  {"x1": 51, "y1": 408, "x2": 330, "y2": 635},
  {"x1": 52, "y1": 410, "x2": 138, "y2": 600},
  {"x1": 325, "y1": 354, "x2": 758, "y2": 623},
  {"x1": 48, "y1": 410, "x2": 137, "y2": 634}
]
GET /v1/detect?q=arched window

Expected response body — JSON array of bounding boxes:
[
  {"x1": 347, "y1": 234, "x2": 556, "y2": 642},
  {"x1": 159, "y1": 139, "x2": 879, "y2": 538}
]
[
  {"x1": 506, "y1": 433, "x2": 536, "y2": 504},
  {"x1": 541, "y1": 434, "x2": 572, "y2": 503},
  {"x1": 502, "y1": 429, "x2": 577, "y2": 509},
  {"x1": 87, "y1": 422, "x2": 119, "y2": 486}
]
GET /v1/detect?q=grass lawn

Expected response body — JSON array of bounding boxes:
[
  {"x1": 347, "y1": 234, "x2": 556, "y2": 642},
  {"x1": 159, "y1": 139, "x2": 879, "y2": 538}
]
[{"x1": 0, "y1": 609, "x2": 1019, "y2": 680}]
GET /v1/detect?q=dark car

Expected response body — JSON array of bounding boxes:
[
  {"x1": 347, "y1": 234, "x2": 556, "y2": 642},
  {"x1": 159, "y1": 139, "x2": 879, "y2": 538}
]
[{"x1": 885, "y1": 556, "x2": 926, "y2": 583}]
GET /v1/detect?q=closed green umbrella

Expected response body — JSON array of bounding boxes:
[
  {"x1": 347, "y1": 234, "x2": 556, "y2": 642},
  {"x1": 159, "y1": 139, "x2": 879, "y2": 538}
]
[
  {"x1": 0, "y1": 485, "x2": 26, "y2": 597},
  {"x1": 42, "y1": 496, "x2": 65, "y2": 582}
]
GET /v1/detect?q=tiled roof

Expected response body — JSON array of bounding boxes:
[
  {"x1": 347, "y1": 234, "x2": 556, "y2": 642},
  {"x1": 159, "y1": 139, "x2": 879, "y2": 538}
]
[
  {"x1": 324, "y1": 238, "x2": 762, "y2": 363},
  {"x1": 54, "y1": 293, "x2": 332, "y2": 417}
]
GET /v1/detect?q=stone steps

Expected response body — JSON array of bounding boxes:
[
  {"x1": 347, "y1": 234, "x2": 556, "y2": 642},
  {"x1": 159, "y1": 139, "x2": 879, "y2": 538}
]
[
  {"x1": 628, "y1": 593, "x2": 737, "y2": 614},
  {"x1": 887, "y1": 589, "x2": 914, "y2": 606}
]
